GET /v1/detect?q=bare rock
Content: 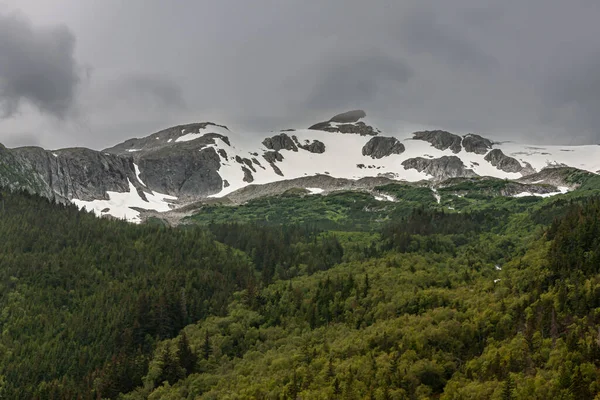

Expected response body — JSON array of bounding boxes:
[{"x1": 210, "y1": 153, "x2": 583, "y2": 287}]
[{"x1": 362, "y1": 137, "x2": 405, "y2": 159}]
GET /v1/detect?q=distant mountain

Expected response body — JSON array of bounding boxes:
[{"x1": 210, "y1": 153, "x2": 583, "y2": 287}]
[{"x1": 1, "y1": 110, "x2": 600, "y2": 222}]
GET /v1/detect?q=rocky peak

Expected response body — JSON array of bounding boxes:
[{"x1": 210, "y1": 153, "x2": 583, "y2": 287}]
[
  {"x1": 262, "y1": 133, "x2": 298, "y2": 152},
  {"x1": 412, "y1": 131, "x2": 462, "y2": 153},
  {"x1": 308, "y1": 110, "x2": 380, "y2": 136},
  {"x1": 484, "y1": 149, "x2": 523, "y2": 173},
  {"x1": 103, "y1": 122, "x2": 230, "y2": 157},
  {"x1": 329, "y1": 110, "x2": 367, "y2": 123},
  {"x1": 362, "y1": 137, "x2": 405, "y2": 159},
  {"x1": 402, "y1": 156, "x2": 477, "y2": 181},
  {"x1": 462, "y1": 134, "x2": 493, "y2": 154}
]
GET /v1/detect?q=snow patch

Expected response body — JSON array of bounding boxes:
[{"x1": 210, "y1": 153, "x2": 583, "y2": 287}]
[
  {"x1": 374, "y1": 193, "x2": 395, "y2": 202},
  {"x1": 176, "y1": 124, "x2": 230, "y2": 143},
  {"x1": 72, "y1": 179, "x2": 176, "y2": 223},
  {"x1": 134, "y1": 163, "x2": 145, "y2": 186},
  {"x1": 513, "y1": 186, "x2": 570, "y2": 198},
  {"x1": 127, "y1": 149, "x2": 141, "y2": 152},
  {"x1": 306, "y1": 187, "x2": 324, "y2": 194},
  {"x1": 432, "y1": 188, "x2": 441, "y2": 204}
]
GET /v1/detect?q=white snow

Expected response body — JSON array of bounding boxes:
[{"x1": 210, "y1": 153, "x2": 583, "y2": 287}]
[
  {"x1": 432, "y1": 188, "x2": 441, "y2": 204},
  {"x1": 81, "y1": 122, "x2": 600, "y2": 213},
  {"x1": 306, "y1": 187, "x2": 324, "y2": 194},
  {"x1": 52, "y1": 153, "x2": 58, "y2": 158},
  {"x1": 494, "y1": 279, "x2": 501, "y2": 284},
  {"x1": 495, "y1": 265, "x2": 502, "y2": 271},
  {"x1": 497, "y1": 142, "x2": 600, "y2": 174},
  {"x1": 176, "y1": 124, "x2": 231, "y2": 143},
  {"x1": 373, "y1": 193, "x2": 395, "y2": 202},
  {"x1": 203, "y1": 126, "x2": 595, "y2": 199},
  {"x1": 513, "y1": 186, "x2": 570, "y2": 198},
  {"x1": 133, "y1": 163, "x2": 145, "y2": 186},
  {"x1": 72, "y1": 179, "x2": 176, "y2": 223}
]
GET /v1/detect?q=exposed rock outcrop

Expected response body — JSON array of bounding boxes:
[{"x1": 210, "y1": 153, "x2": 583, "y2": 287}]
[
  {"x1": 362, "y1": 137, "x2": 405, "y2": 159},
  {"x1": 402, "y1": 156, "x2": 477, "y2": 180},
  {"x1": 137, "y1": 145, "x2": 223, "y2": 199},
  {"x1": 104, "y1": 122, "x2": 230, "y2": 158},
  {"x1": 412, "y1": 131, "x2": 462, "y2": 153},
  {"x1": 292, "y1": 136, "x2": 326, "y2": 153},
  {"x1": 262, "y1": 151, "x2": 284, "y2": 176},
  {"x1": 1, "y1": 145, "x2": 141, "y2": 202},
  {"x1": 329, "y1": 110, "x2": 367, "y2": 123},
  {"x1": 484, "y1": 149, "x2": 523, "y2": 173},
  {"x1": 262, "y1": 151, "x2": 284, "y2": 163},
  {"x1": 462, "y1": 134, "x2": 493, "y2": 154},
  {"x1": 262, "y1": 133, "x2": 298, "y2": 152},
  {"x1": 309, "y1": 110, "x2": 380, "y2": 136}
]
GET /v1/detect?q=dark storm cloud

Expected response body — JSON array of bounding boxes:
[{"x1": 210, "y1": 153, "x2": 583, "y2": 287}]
[{"x1": 0, "y1": 12, "x2": 80, "y2": 118}]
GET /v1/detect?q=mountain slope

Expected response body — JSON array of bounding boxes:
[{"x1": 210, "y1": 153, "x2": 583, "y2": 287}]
[{"x1": 1, "y1": 110, "x2": 600, "y2": 222}]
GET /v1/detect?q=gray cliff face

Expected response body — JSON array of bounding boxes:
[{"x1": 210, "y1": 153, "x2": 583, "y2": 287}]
[
  {"x1": 462, "y1": 134, "x2": 493, "y2": 154},
  {"x1": 1, "y1": 145, "x2": 140, "y2": 202},
  {"x1": 412, "y1": 131, "x2": 463, "y2": 153},
  {"x1": 0, "y1": 122, "x2": 233, "y2": 203},
  {"x1": 362, "y1": 137, "x2": 405, "y2": 159},
  {"x1": 402, "y1": 156, "x2": 477, "y2": 180},
  {"x1": 484, "y1": 149, "x2": 523, "y2": 173},
  {"x1": 137, "y1": 144, "x2": 223, "y2": 199}
]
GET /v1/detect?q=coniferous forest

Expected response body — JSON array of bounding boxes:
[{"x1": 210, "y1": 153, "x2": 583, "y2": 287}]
[{"x1": 2, "y1": 184, "x2": 600, "y2": 399}]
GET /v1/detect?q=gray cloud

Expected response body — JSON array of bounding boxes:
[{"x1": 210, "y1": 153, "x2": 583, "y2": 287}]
[
  {"x1": 542, "y1": 52, "x2": 600, "y2": 143},
  {"x1": 2, "y1": 0, "x2": 600, "y2": 148},
  {"x1": 0, "y1": 12, "x2": 80, "y2": 118},
  {"x1": 305, "y1": 52, "x2": 413, "y2": 111},
  {"x1": 106, "y1": 74, "x2": 186, "y2": 110},
  {"x1": 398, "y1": 7, "x2": 497, "y2": 71}
]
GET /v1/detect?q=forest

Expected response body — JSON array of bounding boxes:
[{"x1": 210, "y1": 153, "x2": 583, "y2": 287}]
[{"x1": 1, "y1": 181, "x2": 600, "y2": 399}]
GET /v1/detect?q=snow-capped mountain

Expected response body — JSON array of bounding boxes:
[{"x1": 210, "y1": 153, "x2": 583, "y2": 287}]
[{"x1": 1, "y1": 110, "x2": 599, "y2": 222}]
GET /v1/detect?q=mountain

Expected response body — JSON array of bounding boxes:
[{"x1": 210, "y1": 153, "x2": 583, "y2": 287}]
[{"x1": 2, "y1": 110, "x2": 600, "y2": 222}]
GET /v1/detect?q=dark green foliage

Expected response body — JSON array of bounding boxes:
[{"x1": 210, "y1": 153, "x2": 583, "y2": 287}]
[
  {"x1": 0, "y1": 189, "x2": 253, "y2": 399},
  {"x1": 4, "y1": 182, "x2": 600, "y2": 399},
  {"x1": 177, "y1": 331, "x2": 197, "y2": 374}
]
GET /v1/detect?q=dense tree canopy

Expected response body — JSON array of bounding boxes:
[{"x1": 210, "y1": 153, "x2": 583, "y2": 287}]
[{"x1": 1, "y1": 184, "x2": 600, "y2": 399}]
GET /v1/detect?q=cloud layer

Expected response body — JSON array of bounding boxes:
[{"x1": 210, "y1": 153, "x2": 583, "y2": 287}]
[
  {"x1": 1, "y1": 1, "x2": 600, "y2": 148},
  {"x1": 0, "y1": 12, "x2": 80, "y2": 118}
]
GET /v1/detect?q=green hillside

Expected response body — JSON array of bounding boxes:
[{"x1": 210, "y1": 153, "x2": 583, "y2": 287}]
[{"x1": 1, "y1": 182, "x2": 600, "y2": 399}]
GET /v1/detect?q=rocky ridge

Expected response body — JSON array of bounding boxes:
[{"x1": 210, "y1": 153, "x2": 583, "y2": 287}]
[{"x1": 1, "y1": 109, "x2": 599, "y2": 222}]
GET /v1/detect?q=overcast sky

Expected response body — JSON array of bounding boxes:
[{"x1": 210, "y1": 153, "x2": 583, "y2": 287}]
[{"x1": 0, "y1": 0, "x2": 599, "y2": 149}]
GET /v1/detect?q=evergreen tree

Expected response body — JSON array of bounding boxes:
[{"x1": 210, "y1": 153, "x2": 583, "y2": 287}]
[
  {"x1": 202, "y1": 330, "x2": 212, "y2": 361},
  {"x1": 501, "y1": 375, "x2": 514, "y2": 400},
  {"x1": 177, "y1": 331, "x2": 197, "y2": 375}
]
